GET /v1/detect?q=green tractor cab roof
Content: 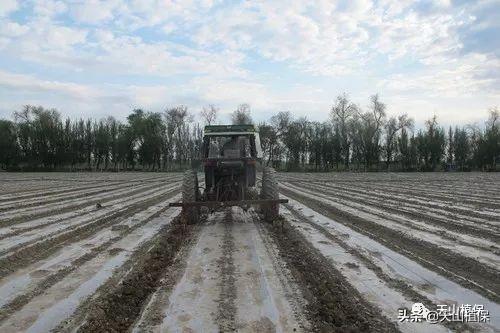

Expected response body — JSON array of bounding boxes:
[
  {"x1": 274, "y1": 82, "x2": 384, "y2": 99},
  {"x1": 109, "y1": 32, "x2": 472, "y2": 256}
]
[{"x1": 204, "y1": 124, "x2": 257, "y2": 136}]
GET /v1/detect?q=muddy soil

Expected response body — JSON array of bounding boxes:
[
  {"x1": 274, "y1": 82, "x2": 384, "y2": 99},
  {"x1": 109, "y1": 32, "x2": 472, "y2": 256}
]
[
  {"x1": 134, "y1": 207, "x2": 309, "y2": 332},
  {"x1": 280, "y1": 187, "x2": 500, "y2": 303},
  {"x1": 1, "y1": 172, "x2": 498, "y2": 333},
  {"x1": 282, "y1": 203, "x2": 471, "y2": 332},
  {"x1": 293, "y1": 180, "x2": 500, "y2": 242},
  {"x1": 265, "y1": 217, "x2": 399, "y2": 333},
  {"x1": 0, "y1": 188, "x2": 180, "y2": 278},
  {"x1": 76, "y1": 216, "x2": 196, "y2": 332},
  {"x1": 216, "y1": 210, "x2": 238, "y2": 331}
]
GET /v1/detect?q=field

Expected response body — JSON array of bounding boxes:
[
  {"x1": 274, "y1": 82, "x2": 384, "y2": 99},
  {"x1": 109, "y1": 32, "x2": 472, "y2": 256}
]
[{"x1": 0, "y1": 172, "x2": 498, "y2": 332}]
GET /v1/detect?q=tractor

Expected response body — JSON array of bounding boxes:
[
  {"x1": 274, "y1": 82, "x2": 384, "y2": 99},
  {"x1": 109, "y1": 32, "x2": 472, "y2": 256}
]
[{"x1": 169, "y1": 124, "x2": 287, "y2": 223}]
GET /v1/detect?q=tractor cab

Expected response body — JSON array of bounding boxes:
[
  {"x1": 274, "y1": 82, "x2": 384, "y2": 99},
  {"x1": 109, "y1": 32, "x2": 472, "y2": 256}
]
[
  {"x1": 202, "y1": 124, "x2": 262, "y2": 159},
  {"x1": 201, "y1": 125, "x2": 262, "y2": 201}
]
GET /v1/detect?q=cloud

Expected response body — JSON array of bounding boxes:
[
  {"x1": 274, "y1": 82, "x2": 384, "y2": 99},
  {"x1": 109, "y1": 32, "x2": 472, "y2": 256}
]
[
  {"x1": 33, "y1": 0, "x2": 67, "y2": 18},
  {"x1": 0, "y1": 70, "x2": 118, "y2": 118},
  {"x1": 0, "y1": 1, "x2": 498, "y2": 124},
  {"x1": 189, "y1": 76, "x2": 271, "y2": 109},
  {"x1": 2, "y1": 1, "x2": 494, "y2": 81},
  {"x1": 372, "y1": 10, "x2": 467, "y2": 64},
  {"x1": 379, "y1": 53, "x2": 500, "y2": 98},
  {"x1": 86, "y1": 33, "x2": 247, "y2": 78},
  {"x1": 0, "y1": 64, "x2": 496, "y2": 126},
  {"x1": 0, "y1": 18, "x2": 246, "y2": 79},
  {"x1": 0, "y1": 21, "x2": 29, "y2": 37},
  {"x1": 0, "y1": 68, "x2": 308, "y2": 122},
  {"x1": 0, "y1": 70, "x2": 274, "y2": 120},
  {"x1": 191, "y1": 1, "x2": 366, "y2": 76},
  {"x1": 0, "y1": 0, "x2": 18, "y2": 17},
  {"x1": 69, "y1": 0, "x2": 122, "y2": 24},
  {"x1": 72, "y1": 0, "x2": 217, "y2": 31},
  {"x1": 0, "y1": 70, "x2": 94, "y2": 97},
  {"x1": 187, "y1": 0, "x2": 480, "y2": 77}
]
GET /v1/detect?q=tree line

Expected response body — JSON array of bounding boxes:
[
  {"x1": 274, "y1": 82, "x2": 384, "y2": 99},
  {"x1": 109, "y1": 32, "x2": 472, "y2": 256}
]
[
  {"x1": 0, "y1": 95, "x2": 498, "y2": 172},
  {"x1": 261, "y1": 95, "x2": 499, "y2": 172},
  {"x1": 0, "y1": 105, "x2": 202, "y2": 171}
]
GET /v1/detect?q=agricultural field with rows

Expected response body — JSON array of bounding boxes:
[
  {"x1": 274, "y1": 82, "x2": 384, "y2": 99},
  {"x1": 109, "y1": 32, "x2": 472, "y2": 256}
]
[{"x1": 0, "y1": 172, "x2": 498, "y2": 332}]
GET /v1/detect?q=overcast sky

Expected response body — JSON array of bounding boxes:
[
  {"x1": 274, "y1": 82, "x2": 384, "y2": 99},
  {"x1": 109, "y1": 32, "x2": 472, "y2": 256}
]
[{"x1": 0, "y1": 0, "x2": 498, "y2": 126}]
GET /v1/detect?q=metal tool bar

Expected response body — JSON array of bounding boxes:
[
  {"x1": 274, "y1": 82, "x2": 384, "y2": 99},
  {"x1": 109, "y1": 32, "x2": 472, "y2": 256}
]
[{"x1": 169, "y1": 198, "x2": 288, "y2": 208}]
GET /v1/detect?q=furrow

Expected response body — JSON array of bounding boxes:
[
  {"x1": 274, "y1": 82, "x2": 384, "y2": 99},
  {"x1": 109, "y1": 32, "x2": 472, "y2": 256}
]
[{"x1": 280, "y1": 185, "x2": 500, "y2": 302}]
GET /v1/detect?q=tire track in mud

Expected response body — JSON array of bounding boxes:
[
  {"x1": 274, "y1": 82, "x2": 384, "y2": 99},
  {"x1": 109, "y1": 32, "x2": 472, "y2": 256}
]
[
  {"x1": 280, "y1": 187, "x2": 500, "y2": 303},
  {"x1": 131, "y1": 228, "x2": 199, "y2": 332},
  {"x1": 216, "y1": 210, "x2": 237, "y2": 332},
  {"x1": 232, "y1": 208, "x2": 307, "y2": 332},
  {"x1": 133, "y1": 208, "x2": 308, "y2": 333},
  {"x1": 142, "y1": 212, "x2": 227, "y2": 332},
  {"x1": 0, "y1": 187, "x2": 180, "y2": 278},
  {"x1": 252, "y1": 213, "x2": 310, "y2": 332}
]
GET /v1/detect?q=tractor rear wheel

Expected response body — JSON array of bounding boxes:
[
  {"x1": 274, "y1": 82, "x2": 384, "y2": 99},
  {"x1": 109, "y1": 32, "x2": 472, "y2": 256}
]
[
  {"x1": 260, "y1": 167, "x2": 279, "y2": 222},
  {"x1": 182, "y1": 169, "x2": 199, "y2": 224}
]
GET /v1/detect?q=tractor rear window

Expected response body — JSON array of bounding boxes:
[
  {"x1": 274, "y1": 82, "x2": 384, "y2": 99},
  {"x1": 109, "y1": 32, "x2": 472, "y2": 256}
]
[{"x1": 207, "y1": 136, "x2": 251, "y2": 158}]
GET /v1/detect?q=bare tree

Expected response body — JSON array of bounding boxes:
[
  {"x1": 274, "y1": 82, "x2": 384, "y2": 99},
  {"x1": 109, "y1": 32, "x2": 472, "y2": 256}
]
[
  {"x1": 164, "y1": 106, "x2": 191, "y2": 167},
  {"x1": 330, "y1": 93, "x2": 356, "y2": 169},
  {"x1": 384, "y1": 113, "x2": 413, "y2": 170},
  {"x1": 269, "y1": 111, "x2": 292, "y2": 167},
  {"x1": 231, "y1": 103, "x2": 253, "y2": 124},
  {"x1": 369, "y1": 94, "x2": 386, "y2": 127},
  {"x1": 353, "y1": 94, "x2": 386, "y2": 170},
  {"x1": 282, "y1": 117, "x2": 309, "y2": 170},
  {"x1": 484, "y1": 106, "x2": 499, "y2": 169},
  {"x1": 258, "y1": 122, "x2": 277, "y2": 166},
  {"x1": 454, "y1": 126, "x2": 469, "y2": 170},
  {"x1": 270, "y1": 111, "x2": 292, "y2": 136},
  {"x1": 415, "y1": 116, "x2": 446, "y2": 171},
  {"x1": 200, "y1": 104, "x2": 218, "y2": 125},
  {"x1": 487, "y1": 106, "x2": 499, "y2": 127}
]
